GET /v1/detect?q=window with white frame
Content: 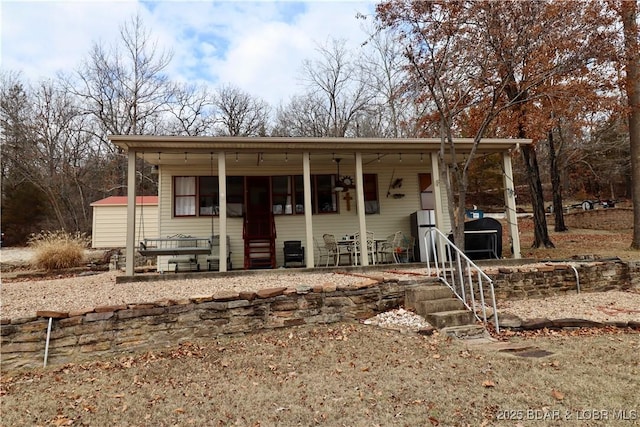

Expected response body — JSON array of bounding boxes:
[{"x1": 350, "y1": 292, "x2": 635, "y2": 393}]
[
  {"x1": 172, "y1": 174, "x2": 379, "y2": 216},
  {"x1": 173, "y1": 176, "x2": 244, "y2": 217}
]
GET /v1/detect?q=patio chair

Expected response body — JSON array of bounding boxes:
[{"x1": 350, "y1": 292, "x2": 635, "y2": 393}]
[
  {"x1": 396, "y1": 234, "x2": 415, "y2": 263},
  {"x1": 378, "y1": 231, "x2": 404, "y2": 264},
  {"x1": 283, "y1": 240, "x2": 305, "y2": 268},
  {"x1": 314, "y1": 237, "x2": 329, "y2": 267},
  {"x1": 323, "y1": 233, "x2": 352, "y2": 266},
  {"x1": 351, "y1": 231, "x2": 376, "y2": 265}
]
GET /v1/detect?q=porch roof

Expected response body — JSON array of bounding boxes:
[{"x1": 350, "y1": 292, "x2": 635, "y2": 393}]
[{"x1": 109, "y1": 136, "x2": 531, "y2": 165}]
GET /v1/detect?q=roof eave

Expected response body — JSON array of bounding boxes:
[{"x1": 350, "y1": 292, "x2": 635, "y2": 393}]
[{"x1": 108, "y1": 136, "x2": 531, "y2": 155}]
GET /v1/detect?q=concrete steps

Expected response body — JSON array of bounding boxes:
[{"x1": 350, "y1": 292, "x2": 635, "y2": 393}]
[
  {"x1": 424, "y1": 310, "x2": 476, "y2": 329},
  {"x1": 441, "y1": 324, "x2": 491, "y2": 340},
  {"x1": 406, "y1": 285, "x2": 479, "y2": 333}
]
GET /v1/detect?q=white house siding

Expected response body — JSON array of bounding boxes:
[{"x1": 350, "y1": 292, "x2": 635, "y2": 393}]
[
  {"x1": 153, "y1": 161, "x2": 437, "y2": 270},
  {"x1": 92, "y1": 203, "x2": 158, "y2": 248}
]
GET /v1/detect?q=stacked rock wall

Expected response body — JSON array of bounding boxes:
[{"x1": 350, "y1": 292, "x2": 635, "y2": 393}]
[
  {"x1": 1, "y1": 278, "x2": 424, "y2": 372},
  {"x1": 489, "y1": 261, "x2": 631, "y2": 300},
  {"x1": 2, "y1": 261, "x2": 638, "y2": 372}
]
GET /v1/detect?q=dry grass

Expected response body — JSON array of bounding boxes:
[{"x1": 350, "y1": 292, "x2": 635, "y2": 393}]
[
  {"x1": 1, "y1": 324, "x2": 638, "y2": 426},
  {"x1": 28, "y1": 230, "x2": 90, "y2": 271}
]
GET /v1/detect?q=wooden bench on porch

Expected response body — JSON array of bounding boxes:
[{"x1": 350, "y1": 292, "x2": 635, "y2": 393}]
[{"x1": 138, "y1": 234, "x2": 213, "y2": 272}]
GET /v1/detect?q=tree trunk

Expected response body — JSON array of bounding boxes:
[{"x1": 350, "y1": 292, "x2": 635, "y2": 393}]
[
  {"x1": 621, "y1": 0, "x2": 640, "y2": 249},
  {"x1": 548, "y1": 129, "x2": 568, "y2": 232},
  {"x1": 521, "y1": 144, "x2": 555, "y2": 248}
]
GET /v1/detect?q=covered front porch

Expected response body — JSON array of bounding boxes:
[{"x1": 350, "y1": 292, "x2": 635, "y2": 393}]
[{"x1": 109, "y1": 136, "x2": 530, "y2": 276}]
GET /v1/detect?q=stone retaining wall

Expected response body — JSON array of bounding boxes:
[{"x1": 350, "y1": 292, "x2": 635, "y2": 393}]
[
  {"x1": 1, "y1": 277, "x2": 426, "y2": 372},
  {"x1": 2, "y1": 261, "x2": 638, "y2": 372},
  {"x1": 488, "y1": 261, "x2": 633, "y2": 300}
]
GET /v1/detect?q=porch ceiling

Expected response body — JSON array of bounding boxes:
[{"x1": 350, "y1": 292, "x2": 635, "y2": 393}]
[{"x1": 109, "y1": 136, "x2": 531, "y2": 166}]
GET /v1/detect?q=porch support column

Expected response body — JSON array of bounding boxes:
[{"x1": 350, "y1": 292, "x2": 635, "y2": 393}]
[
  {"x1": 503, "y1": 150, "x2": 521, "y2": 258},
  {"x1": 218, "y1": 152, "x2": 228, "y2": 271},
  {"x1": 430, "y1": 153, "x2": 444, "y2": 232},
  {"x1": 430, "y1": 152, "x2": 446, "y2": 264},
  {"x1": 125, "y1": 149, "x2": 137, "y2": 276},
  {"x1": 354, "y1": 152, "x2": 368, "y2": 266},
  {"x1": 303, "y1": 152, "x2": 314, "y2": 268}
]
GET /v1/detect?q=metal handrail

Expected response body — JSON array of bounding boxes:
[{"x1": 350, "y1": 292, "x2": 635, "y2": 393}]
[{"x1": 423, "y1": 228, "x2": 500, "y2": 333}]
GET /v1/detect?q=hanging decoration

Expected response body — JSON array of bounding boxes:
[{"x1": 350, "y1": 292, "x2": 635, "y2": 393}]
[{"x1": 386, "y1": 169, "x2": 405, "y2": 199}]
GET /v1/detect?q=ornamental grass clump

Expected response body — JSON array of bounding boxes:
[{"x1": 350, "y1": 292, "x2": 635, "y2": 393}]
[{"x1": 28, "y1": 230, "x2": 90, "y2": 270}]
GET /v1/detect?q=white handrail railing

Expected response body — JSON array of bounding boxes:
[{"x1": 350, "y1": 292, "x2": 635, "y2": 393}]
[{"x1": 423, "y1": 227, "x2": 500, "y2": 333}]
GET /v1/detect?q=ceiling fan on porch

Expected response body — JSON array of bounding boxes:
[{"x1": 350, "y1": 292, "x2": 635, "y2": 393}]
[{"x1": 332, "y1": 155, "x2": 355, "y2": 192}]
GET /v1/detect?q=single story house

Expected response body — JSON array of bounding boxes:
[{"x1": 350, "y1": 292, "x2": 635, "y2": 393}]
[
  {"x1": 108, "y1": 136, "x2": 531, "y2": 276},
  {"x1": 91, "y1": 196, "x2": 158, "y2": 248}
]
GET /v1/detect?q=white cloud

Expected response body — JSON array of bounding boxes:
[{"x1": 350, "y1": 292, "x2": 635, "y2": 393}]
[
  {"x1": 1, "y1": 1, "x2": 376, "y2": 106},
  {"x1": 1, "y1": 0, "x2": 140, "y2": 79}
]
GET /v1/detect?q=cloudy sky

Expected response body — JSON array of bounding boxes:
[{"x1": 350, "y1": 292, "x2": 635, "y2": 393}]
[{"x1": 2, "y1": 0, "x2": 376, "y2": 106}]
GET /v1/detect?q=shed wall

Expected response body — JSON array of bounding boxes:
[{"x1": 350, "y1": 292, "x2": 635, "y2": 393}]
[{"x1": 92, "y1": 205, "x2": 158, "y2": 248}]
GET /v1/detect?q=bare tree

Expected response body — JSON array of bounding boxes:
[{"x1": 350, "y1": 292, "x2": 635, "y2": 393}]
[
  {"x1": 0, "y1": 72, "x2": 47, "y2": 243},
  {"x1": 273, "y1": 93, "x2": 331, "y2": 137},
  {"x1": 300, "y1": 38, "x2": 374, "y2": 137},
  {"x1": 62, "y1": 14, "x2": 174, "y2": 196},
  {"x1": 1, "y1": 75, "x2": 99, "y2": 233},
  {"x1": 166, "y1": 83, "x2": 217, "y2": 136},
  {"x1": 214, "y1": 84, "x2": 271, "y2": 136},
  {"x1": 359, "y1": 20, "x2": 422, "y2": 137},
  {"x1": 67, "y1": 14, "x2": 173, "y2": 141}
]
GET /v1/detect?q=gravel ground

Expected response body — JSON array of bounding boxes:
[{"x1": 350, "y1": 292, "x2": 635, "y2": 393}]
[
  {"x1": 0, "y1": 248, "x2": 34, "y2": 264},
  {"x1": 0, "y1": 268, "x2": 428, "y2": 320},
  {"x1": 497, "y1": 290, "x2": 640, "y2": 323}
]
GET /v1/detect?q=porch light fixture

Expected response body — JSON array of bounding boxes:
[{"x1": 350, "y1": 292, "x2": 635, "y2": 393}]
[
  {"x1": 398, "y1": 153, "x2": 402, "y2": 162},
  {"x1": 333, "y1": 158, "x2": 344, "y2": 192}
]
